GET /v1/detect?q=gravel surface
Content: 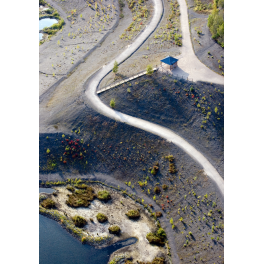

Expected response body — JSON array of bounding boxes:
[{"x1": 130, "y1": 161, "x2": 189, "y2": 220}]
[
  {"x1": 186, "y1": 0, "x2": 224, "y2": 75},
  {"x1": 39, "y1": 0, "x2": 119, "y2": 96}
]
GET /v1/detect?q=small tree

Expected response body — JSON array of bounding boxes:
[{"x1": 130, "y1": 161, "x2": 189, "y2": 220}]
[
  {"x1": 110, "y1": 98, "x2": 115, "y2": 108},
  {"x1": 146, "y1": 64, "x2": 154, "y2": 75},
  {"x1": 113, "y1": 61, "x2": 118, "y2": 75}
]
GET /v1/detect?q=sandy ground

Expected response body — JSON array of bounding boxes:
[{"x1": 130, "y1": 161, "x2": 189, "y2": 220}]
[{"x1": 50, "y1": 185, "x2": 166, "y2": 262}]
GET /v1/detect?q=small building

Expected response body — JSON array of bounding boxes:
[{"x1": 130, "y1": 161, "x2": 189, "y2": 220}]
[{"x1": 160, "y1": 56, "x2": 178, "y2": 70}]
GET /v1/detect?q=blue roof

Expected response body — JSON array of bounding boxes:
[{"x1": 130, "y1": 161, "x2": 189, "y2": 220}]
[{"x1": 160, "y1": 56, "x2": 178, "y2": 65}]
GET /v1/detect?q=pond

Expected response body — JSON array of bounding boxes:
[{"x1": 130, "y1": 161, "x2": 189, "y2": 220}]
[
  {"x1": 39, "y1": 33, "x2": 43, "y2": 40},
  {"x1": 39, "y1": 18, "x2": 58, "y2": 30},
  {"x1": 39, "y1": 188, "x2": 137, "y2": 264}
]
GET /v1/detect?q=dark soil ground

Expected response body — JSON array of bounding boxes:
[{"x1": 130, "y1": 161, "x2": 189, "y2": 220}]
[
  {"x1": 39, "y1": 1, "x2": 224, "y2": 262},
  {"x1": 39, "y1": 94, "x2": 224, "y2": 263},
  {"x1": 186, "y1": 0, "x2": 224, "y2": 75},
  {"x1": 99, "y1": 71, "x2": 224, "y2": 178}
]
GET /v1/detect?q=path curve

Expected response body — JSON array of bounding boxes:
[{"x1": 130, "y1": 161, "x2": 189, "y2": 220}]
[
  {"x1": 83, "y1": 0, "x2": 224, "y2": 261},
  {"x1": 84, "y1": 0, "x2": 224, "y2": 195}
]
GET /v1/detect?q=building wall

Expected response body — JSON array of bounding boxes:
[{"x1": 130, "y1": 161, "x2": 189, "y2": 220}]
[{"x1": 161, "y1": 62, "x2": 178, "y2": 70}]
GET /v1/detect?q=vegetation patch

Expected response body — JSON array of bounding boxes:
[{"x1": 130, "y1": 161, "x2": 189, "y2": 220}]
[
  {"x1": 72, "y1": 215, "x2": 87, "y2": 227},
  {"x1": 97, "y1": 190, "x2": 111, "y2": 201},
  {"x1": 146, "y1": 232, "x2": 165, "y2": 246},
  {"x1": 96, "y1": 213, "x2": 108, "y2": 223},
  {"x1": 41, "y1": 198, "x2": 55, "y2": 209},
  {"x1": 207, "y1": 0, "x2": 224, "y2": 47},
  {"x1": 150, "y1": 162, "x2": 159, "y2": 175},
  {"x1": 66, "y1": 185, "x2": 96, "y2": 208},
  {"x1": 108, "y1": 225, "x2": 121, "y2": 234},
  {"x1": 126, "y1": 209, "x2": 140, "y2": 219},
  {"x1": 66, "y1": 185, "x2": 75, "y2": 192}
]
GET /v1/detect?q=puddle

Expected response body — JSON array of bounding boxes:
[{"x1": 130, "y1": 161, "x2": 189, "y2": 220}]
[{"x1": 39, "y1": 18, "x2": 58, "y2": 30}]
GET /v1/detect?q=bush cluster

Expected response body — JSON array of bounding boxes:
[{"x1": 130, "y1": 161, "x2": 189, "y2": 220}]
[
  {"x1": 72, "y1": 215, "x2": 87, "y2": 227},
  {"x1": 97, "y1": 190, "x2": 111, "y2": 201},
  {"x1": 126, "y1": 209, "x2": 140, "y2": 219},
  {"x1": 96, "y1": 213, "x2": 108, "y2": 223},
  {"x1": 66, "y1": 185, "x2": 96, "y2": 208},
  {"x1": 108, "y1": 225, "x2": 121, "y2": 234},
  {"x1": 41, "y1": 198, "x2": 55, "y2": 209},
  {"x1": 146, "y1": 228, "x2": 166, "y2": 246}
]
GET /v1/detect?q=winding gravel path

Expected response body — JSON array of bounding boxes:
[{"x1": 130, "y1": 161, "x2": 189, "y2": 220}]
[
  {"x1": 83, "y1": 0, "x2": 224, "y2": 262},
  {"x1": 172, "y1": 0, "x2": 224, "y2": 84}
]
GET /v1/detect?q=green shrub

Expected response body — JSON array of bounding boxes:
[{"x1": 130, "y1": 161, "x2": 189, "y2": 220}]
[
  {"x1": 113, "y1": 61, "x2": 118, "y2": 74},
  {"x1": 126, "y1": 209, "x2": 140, "y2": 219},
  {"x1": 157, "y1": 228, "x2": 166, "y2": 238},
  {"x1": 96, "y1": 213, "x2": 108, "y2": 223},
  {"x1": 108, "y1": 225, "x2": 121, "y2": 234},
  {"x1": 146, "y1": 65, "x2": 154, "y2": 75},
  {"x1": 97, "y1": 190, "x2": 111, "y2": 201},
  {"x1": 72, "y1": 215, "x2": 87, "y2": 227},
  {"x1": 110, "y1": 98, "x2": 116, "y2": 108},
  {"x1": 41, "y1": 198, "x2": 55, "y2": 209}
]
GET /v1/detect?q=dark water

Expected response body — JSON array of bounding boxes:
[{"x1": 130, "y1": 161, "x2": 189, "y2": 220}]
[
  {"x1": 39, "y1": 189, "x2": 137, "y2": 264},
  {"x1": 39, "y1": 188, "x2": 54, "y2": 194}
]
